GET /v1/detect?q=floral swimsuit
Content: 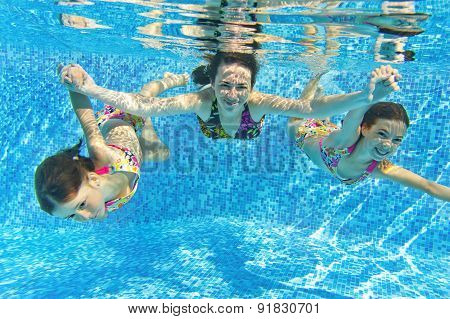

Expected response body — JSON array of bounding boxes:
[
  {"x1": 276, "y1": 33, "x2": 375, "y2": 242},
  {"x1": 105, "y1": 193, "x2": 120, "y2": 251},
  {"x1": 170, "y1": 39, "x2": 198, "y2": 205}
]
[
  {"x1": 95, "y1": 105, "x2": 142, "y2": 212},
  {"x1": 197, "y1": 99, "x2": 265, "y2": 139},
  {"x1": 296, "y1": 119, "x2": 378, "y2": 185}
]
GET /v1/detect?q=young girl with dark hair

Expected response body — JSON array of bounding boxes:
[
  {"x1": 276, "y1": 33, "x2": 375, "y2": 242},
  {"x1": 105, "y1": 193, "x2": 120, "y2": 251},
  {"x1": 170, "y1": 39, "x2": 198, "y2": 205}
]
[
  {"x1": 287, "y1": 72, "x2": 450, "y2": 201},
  {"x1": 34, "y1": 67, "x2": 188, "y2": 221},
  {"x1": 58, "y1": 52, "x2": 401, "y2": 140}
]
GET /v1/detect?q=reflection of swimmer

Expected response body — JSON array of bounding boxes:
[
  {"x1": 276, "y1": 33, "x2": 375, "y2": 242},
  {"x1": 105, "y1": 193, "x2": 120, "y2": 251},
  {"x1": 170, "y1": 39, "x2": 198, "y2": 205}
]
[
  {"x1": 374, "y1": 36, "x2": 415, "y2": 63},
  {"x1": 138, "y1": 22, "x2": 164, "y2": 37},
  {"x1": 364, "y1": 13, "x2": 429, "y2": 37},
  {"x1": 179, "y1": 5, "x2": 264, "y2": 52},
  {"x1": 56, "y1": 0, "x2": 94, "y2": 6},
  {"x1": 288, "y1": 68, "x2": 450, "y2": 201},
  {"x1": 284, "y1": 0, "x2": 428, "y2": 65},
  {"x1": 100, "y1": 0, "x2": 164, "y2": 6},
  {"x1": 34, "y1": 66, "x2": 188, "y2": 222},
  {"x1": 59, "y1": 14, "x2": 110, "y2": 29},
  {"x1": 372, "y1": 1, "x2": 423, "y2": 63},
  {"x1": 59, "y1": 52, "x2": 399, "y2": 141}
]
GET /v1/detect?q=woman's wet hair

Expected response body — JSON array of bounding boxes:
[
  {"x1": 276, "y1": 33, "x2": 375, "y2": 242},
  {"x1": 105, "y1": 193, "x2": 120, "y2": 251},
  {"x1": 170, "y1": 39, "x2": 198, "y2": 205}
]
[
  {"x1": 362, "y1": 102, "x2": 410, "y2": 129},
  {"x1": 192, "y1": 51, "x2": 260, "y2": 88},
  {"x1": 34, "y1": 139, "x2": 95, "y2": 214},
  {"x1": 191, "y1": 64, "x2": 211, "y2": 87}
]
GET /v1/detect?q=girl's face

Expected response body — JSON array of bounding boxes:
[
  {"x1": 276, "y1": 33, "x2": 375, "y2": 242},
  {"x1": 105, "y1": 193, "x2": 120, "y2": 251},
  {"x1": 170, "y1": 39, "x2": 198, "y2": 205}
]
[
  {"x1": 213, "y1": 62, "x2": 252, "y2": 117},
  {"x1": 52, "y1": 174, "x2": 107, "y2": 222},
  {"x1": 361, "y1": 118, "x2": 407, "y2": 161}
]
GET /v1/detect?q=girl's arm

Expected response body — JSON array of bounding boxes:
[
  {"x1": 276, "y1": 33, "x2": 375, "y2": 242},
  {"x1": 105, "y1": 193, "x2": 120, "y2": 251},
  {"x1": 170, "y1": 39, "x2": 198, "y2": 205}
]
[
  {"x1": 250, "y1": 65, "x2": 400, "y2": 119},
  {"x1": 321, "y1": 105, "x2": 370, "y2": 149},
  {"x1": 323, "y1": 66, "x2": 401, "y2": 148},
  {"x1": 67, "y1": 90, "x2": 115, "y2": 165},
  {"x1": 373, "y1": 163, "x2": 450, "y2": 201},
  {"x1": 60, "y1": 64, "x2": 210, "y2": 118}
]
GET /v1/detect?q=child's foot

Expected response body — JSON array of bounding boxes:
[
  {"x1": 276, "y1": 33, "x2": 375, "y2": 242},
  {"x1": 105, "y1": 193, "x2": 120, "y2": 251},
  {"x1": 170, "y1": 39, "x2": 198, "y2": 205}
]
[
  {"x1": 140, "y1": 137, "x2": 170, "y2": 162},
  {"x1": 139, "y1": 72, "x2": 189, "y2": 97},
  {"x1": 314, "y1": 85, "x2": 324, "y2": 99},
  {"x1": 300, "y1": 71, "x2": 327, "y2": 101},
  {"x1": 162, "y1": 72, "x2": 189, "y2": 88},
  {"x1": 139, "y1": 118, "x2": 170, "y2": 162}
]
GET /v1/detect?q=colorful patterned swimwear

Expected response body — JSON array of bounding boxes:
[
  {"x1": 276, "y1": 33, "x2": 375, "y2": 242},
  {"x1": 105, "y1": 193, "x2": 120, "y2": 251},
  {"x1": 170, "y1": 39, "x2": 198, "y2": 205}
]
[
  {"x1": 197, "y1": 99, "x2": 265, "y2": 139},
  {"x1": 296, "y1": 119, "x2": 378, "y2": 185},
  {"x1": 96, "y1": 105, "x2": 145, "y2": 134},
  {"x1": 95, "y1": 106, "x2": 142, "y2": 212}
]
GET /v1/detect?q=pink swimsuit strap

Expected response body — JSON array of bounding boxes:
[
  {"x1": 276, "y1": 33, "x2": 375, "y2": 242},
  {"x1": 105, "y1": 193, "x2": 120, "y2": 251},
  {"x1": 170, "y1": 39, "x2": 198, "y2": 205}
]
[
  {"x1": 347, "y1": 143, "x2": 378, "y2": 173},
  {"x1": 319, "y1": 139, "x2": 379, "y2": 184},
  {"x1": 95, "y1": 166, "x2": 110, "y2": 175},
  {"x1": 366, "y1": 160, "x2": 378, "y2": 173}
]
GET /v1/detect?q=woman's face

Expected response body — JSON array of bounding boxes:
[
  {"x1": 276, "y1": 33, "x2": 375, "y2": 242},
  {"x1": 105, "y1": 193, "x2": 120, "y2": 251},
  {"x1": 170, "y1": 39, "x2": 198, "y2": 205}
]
[
  {"x1": 52, "y1": 174, "x2": 107, "y2": 222},
  {"x1": 361, "y1": 118, "x2": 407, "y2": 161},
  {"x1": 212, "y1": 62, "x2": 252, "y2": 117}
]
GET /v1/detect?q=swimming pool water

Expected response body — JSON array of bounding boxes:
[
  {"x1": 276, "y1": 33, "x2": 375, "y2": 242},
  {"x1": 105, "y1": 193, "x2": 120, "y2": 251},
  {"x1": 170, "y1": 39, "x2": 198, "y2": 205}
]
[{"x1": 0, "y1": 0, "x2": 448, "y2": 298}]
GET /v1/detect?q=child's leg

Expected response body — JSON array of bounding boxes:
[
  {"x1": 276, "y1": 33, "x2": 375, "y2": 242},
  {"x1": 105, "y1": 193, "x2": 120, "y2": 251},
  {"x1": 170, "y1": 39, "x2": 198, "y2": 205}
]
[
  {"x1": 139, "y1": 72, "x2": 189, "y2": 97},
  {"x1": 299, "y1": 72, "x2": 325, "y2": 101},
  {"x1": 287, "y1": 72, "x2": 325, "y2": 138},
  {"x1": 139, "y1": 118, "x2": 170, "y2": 162},
  {"x1": 138, "y1": 73, "x2": 188, "y2": 162}
]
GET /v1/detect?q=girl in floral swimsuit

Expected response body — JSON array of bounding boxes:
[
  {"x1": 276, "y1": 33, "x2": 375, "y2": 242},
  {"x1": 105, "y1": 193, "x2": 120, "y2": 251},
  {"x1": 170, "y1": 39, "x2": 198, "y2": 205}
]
[
  {"x1": 34, "y1": 67, "x2": 188, "y2": 222},
  {"x1": 288, "y1": 66, "x2": 450, "y2": 200}
]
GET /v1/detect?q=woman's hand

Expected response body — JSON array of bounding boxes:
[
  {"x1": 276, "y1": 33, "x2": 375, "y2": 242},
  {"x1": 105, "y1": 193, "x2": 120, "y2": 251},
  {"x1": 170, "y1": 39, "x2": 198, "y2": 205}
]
[
  {"x1": 58, "y1": 63, "x2": 97, "y2": 95},
  {"x1": 366, "y1": 65, "x2": 401, "y2": 102}
]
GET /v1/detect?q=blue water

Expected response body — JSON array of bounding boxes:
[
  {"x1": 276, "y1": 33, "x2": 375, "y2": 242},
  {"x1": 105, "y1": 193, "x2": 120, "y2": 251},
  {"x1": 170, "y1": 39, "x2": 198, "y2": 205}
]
[{"x1": 0, "y1": 0, "x2": 448, "y2": 298}]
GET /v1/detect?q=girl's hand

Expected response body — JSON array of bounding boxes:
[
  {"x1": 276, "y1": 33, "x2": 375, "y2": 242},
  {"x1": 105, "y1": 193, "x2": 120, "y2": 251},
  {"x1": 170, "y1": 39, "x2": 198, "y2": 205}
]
[
  {"x1": 58, "y1": 63, "x2": 97, "y2": 95},
  {"x1": 366, "y1": 65, "x2": 401, "y2": 102}
]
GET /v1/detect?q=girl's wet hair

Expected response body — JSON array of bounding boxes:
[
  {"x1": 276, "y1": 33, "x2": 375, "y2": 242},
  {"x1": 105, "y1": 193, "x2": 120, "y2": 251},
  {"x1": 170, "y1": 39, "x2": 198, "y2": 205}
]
[
  {"x1": 34, "y1": 139, "x2": 95, "y2": 214},
  {"x1": 192, "y1": 51, "x2": 260, "y2": 88},
  {"x1": 362, "y1": 102, "x2": 410, "y2": 129}
]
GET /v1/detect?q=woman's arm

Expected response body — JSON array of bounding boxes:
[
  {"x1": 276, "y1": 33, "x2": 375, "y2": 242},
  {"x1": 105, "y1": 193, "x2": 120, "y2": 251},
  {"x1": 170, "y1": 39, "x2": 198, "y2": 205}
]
[
  {"x1": 250, "y1": 65, "x2": 400, "y2": 119},
  {"x1": 60, "y1": 64, "x2": 209, "y2": 118},
  {"x1": 373, "y1": 163, "x2": 450, "y2": 201},
  {"x1": 321, "y1": 105, "x2": 370, "y2": 149}
]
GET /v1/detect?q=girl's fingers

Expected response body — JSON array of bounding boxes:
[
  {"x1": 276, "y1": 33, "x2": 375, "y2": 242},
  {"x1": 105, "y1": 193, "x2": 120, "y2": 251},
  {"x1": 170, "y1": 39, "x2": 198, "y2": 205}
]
[
  {"x1": 386, "y1": 75, "x2": 395, "y2": 84},
  {"x1": 64, "y1": 75, "x2": 72, "y2": 84},
  {"x1": 375, "y1": 68, "x2": 383, "y2": 78},
  {"x1": 391, "y1": 82, "x2": 400, "y2": 91},
  {"x1": 385, "y1": 65, "x2": 393, "y2": 74},
  {"x1": 61, "y1": 70, "x2": 70, "y2": 83}
]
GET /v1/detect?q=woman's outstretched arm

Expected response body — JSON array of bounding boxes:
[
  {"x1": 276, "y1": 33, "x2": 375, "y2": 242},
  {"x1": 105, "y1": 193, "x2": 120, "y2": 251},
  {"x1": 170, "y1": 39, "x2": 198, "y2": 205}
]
[
  {"x1": 59, "y1": 64, "x2": 210, "y2": 118},
  {"x1": 250, "y1": 65, "x2": 400, "y2": 119}
]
